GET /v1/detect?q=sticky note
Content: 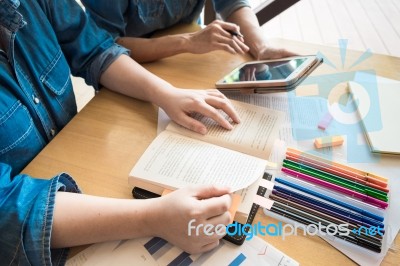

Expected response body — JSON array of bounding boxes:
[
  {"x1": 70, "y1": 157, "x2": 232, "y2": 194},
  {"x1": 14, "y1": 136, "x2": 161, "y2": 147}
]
[
  {"x1": 259, "y1": 179, "x2": 275, "y2": 191},
  {"x1": 253, "y1": 195, "x2": 274, "y2": 210},
  {"x1": 229, "y1": 194, "x2": 242, "y2": 223},
  {"x1": 318, "y1": 112, "x2": 333, "y2": 130},
  {"x1": 162, "y1": 189, "x2": 173, "y2": 196},
  {"x1": 314, "y1": 135, "x2": 344, "y2": 149}
]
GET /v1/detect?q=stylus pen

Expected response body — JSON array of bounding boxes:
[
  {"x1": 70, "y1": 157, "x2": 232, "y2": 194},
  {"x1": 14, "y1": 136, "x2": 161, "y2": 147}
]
[
  {"x1": 282, "y1": 159, "x2": 388, "y2": 201},
  {"x1": 281, "y1": 167, "x2": 389, "y2": 209},
  {"x1": 226, "y1": 30, "x2": 244, "y2": 38},
  {"x1": 270, "y1": 202, "x2": 382, "y2": 252},
  {"x1": 270, "y1": 193, "x2": 384, "y2": 244},
  {"x1": 286, "y1": 148, "x2": 388, "y2": 187},
  {"x1": 285, "y1": 154, "x2": 389, "y2": 193},
  {"x1": 274, "y1": 178, "x2": 384, "y2": 222},
  {"x1": 272, "y1": 188, "x2": 385, "y2": 230}
]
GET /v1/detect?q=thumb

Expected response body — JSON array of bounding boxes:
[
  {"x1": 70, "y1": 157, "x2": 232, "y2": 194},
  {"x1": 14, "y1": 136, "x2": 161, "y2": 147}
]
[{"x1": 192, "y1": 184, "x2": 231, "y2": 200}]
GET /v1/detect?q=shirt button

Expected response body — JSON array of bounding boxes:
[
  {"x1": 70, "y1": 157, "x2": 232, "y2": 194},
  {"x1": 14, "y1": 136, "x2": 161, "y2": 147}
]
[
  {"x1": 33, "y1": 97, "x2": 40, "y2": 104},
  {"x1": 50, "y1": 129, "x2": 56, "y2": 136}
]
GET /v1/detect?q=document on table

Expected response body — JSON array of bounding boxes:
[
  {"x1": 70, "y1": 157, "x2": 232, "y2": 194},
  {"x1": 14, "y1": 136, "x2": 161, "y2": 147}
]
[
  {"x1": 66, "y1": 236, "x2": 299, "y2": 266},
  {"x1": 221, "y1": 92, "x2": 400, "y2": 266},
  {"x1": 222, "y1": 92, "x2": 347, "y2": 162}
]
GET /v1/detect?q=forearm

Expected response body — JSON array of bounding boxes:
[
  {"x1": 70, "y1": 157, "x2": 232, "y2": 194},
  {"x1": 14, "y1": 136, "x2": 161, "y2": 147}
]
[
  {"x1": 51, "y1": 192, "x2": 157, "y2": 248},
  {"x1": 117, "y1": 35, "x2": 189, "y2": 63},
  {"x1": 99, "y1": 54, "x2": 173, "y2": 106},
  {"x1": 226, "y1": 7, "x2": 266, "y2": 59}
]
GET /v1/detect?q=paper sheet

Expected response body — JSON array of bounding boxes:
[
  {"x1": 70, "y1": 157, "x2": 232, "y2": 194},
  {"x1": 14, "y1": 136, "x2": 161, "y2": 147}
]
[
  {"x1": 67, "y1": 236, "x2": 299, "y2": 266},
  {"x1": 221, "y1": 92, "x2": 399, "y2": 266}
]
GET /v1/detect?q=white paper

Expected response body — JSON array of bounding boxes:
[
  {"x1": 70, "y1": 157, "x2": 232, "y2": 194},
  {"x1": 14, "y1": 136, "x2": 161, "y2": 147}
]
[
  {"x1": 67, "y1": 236, "x2": 299, "y2": 266},
  {"x1": 223, "y1": 91, "x2": 400, "y2": 266}
]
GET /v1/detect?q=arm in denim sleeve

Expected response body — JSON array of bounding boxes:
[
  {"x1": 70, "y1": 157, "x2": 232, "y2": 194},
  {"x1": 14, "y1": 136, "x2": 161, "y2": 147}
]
[
  {"x1": 39, "y1": 0, "x2": 129, "y2": 90},
  {"x1": 0, "y1": 163, "x2": 81, "y2": 265},
  {"x1": 213, "y1": 0, "x2": 251, "y2": 20}
]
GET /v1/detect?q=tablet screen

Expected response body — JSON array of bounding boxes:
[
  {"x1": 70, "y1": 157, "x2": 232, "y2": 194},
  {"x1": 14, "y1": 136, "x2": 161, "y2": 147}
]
[{"x1": 222, "y1": 57, "x2": 308, "y2": 83}]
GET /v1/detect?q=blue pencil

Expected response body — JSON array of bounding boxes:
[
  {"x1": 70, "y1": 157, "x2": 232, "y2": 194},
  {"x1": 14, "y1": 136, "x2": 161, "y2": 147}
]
[
  {"x1": 275, "y1": 177, "x2": 384, "y2": 222},
  {"x1": 272, "y1": 187, "x2": 384, "y2": 230}
]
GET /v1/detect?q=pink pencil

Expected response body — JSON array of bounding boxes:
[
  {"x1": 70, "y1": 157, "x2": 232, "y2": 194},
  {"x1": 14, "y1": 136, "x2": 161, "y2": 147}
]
[{"x1": 281, "y1": 167, "x2": 388, "y2": 209}]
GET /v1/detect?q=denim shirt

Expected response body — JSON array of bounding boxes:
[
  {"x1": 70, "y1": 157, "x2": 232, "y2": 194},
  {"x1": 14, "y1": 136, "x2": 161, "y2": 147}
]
[
  {"x1": 0, "y1": 0, "x2": 128, "y2": 264},
  {"x1": 82, "y1": 0, "x2": 250, "y2": 39}
]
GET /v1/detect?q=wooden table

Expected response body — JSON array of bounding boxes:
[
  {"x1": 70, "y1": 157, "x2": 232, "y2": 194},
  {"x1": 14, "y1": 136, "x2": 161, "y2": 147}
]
[{"x1": 23, "y1": 38, "x2": 400, "y2": 265}]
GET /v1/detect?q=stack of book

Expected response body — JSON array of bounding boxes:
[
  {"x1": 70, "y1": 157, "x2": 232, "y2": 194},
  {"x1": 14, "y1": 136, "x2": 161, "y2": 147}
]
[{"x1": 265, "y1": 148, "x2": 389, "y2": 253}]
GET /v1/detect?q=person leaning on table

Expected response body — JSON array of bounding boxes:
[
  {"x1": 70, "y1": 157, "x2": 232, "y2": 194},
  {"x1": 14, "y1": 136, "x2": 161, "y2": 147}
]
[
  {"x1": 82, "y1": 0, "x2": 297, "y2": 63},
  {"x1": 0, "y1": 0, "x2": 240, "y2": 264}
]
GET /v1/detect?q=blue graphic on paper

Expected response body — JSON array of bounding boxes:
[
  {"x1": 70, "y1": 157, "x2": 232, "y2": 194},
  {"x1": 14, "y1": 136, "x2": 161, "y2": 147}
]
[{"x1": 288, "y1": 39, "x2": 382, "y2": 163}]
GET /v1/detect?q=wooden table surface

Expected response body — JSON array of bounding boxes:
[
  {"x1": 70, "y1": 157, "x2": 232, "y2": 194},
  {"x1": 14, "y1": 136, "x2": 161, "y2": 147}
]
[{"x1": 23, "y1": 38, "x2": 400, "y2": 265}]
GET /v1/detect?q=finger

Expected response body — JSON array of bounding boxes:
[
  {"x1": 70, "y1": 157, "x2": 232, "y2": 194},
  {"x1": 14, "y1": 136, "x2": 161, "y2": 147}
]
[
  {"x1": 245, "y1": 68, "x2": 252, "y2": 81},
  {"x1": 199, "y1": 194, "x2": 232, "y2": 219},
  {"x1": 199, "y1": 240, "x2": 221, "y2": 254},
  {"x1": 176, "y1": 114, "x2": 208, "y2": 135},
  {"x1": 232, "y1": 35, "x2": 250, "y2": 52},
  {"x1": 204, "y1": 97, "x2": 240, "y2": 124},
  {"x1": 282, "y1": 49, "x2": 299, "y2": 57},
  {"x1": 251, "y1": 68, "x2": 256, "y2": 81},
  {"x1": 215, "y1": 20, "x2": 242, "y2": 37},
  {"x1": 188, "y1": 99, "x2": 234, "y2": 130},
  {"x1": 217, "y1": 35, "x2": 247, "y2": 54},
  {"x1": 205, "y1": 89, "x2": 228, "y2": 99},
  {"x1": 206, "y1": 209, "x2": 231, "y2": 227},
  {"x1": 214, "y1": 42, "x2": 236, "y2": 54},
  {"x1": 193, "y1": 184, "x2": 231, "y2": 199}
]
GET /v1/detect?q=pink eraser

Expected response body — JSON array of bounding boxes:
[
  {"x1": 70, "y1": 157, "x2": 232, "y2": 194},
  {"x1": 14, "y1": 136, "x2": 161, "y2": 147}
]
[{"x1": 318, "y1": 113, "x2": 333, "y2": 130}]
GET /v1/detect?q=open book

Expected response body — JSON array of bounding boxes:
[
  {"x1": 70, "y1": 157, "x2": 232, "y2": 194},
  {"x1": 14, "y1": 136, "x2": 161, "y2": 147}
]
[{"x1": 129, "y1": 100, "x2": 285, "y2": 223}]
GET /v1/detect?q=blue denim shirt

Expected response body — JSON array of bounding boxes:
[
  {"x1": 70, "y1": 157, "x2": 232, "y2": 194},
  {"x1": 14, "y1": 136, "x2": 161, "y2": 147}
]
[
  {"x1": 0, "y1": 0, "x2": 128, "y2": 264},
  {"x1": 81, "y1": 0, "x2": 250, "y2": 39}
]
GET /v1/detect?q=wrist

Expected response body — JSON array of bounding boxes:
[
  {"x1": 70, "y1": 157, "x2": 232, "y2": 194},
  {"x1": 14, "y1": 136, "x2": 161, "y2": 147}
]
[
  {"x1": 178, "y1": 33, "x2": 192, "y2": 53},
  {"x1": 143, "y1": 197, "x2": 167, "y2": 238}
]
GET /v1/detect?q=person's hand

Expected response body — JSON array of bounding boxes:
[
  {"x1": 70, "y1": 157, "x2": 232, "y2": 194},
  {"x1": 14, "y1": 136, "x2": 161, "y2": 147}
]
[
  {"x1": 157, "y1": 89, "x2": 241, "y2": 135},
  {"x1": 239, "y1": 65, "x2": 257, "y2": 81},
  {"x1": 185, "y1": 20, "x2": 249, "y2": 55},
  {"x1": 150, "y1": 185, "x2": 232, "y2": 254},
  {"x1": 256, "y1": 45, "x2": 298, "y2": 60}
]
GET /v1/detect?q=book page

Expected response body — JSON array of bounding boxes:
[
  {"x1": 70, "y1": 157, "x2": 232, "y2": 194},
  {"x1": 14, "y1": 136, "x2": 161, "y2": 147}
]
[
  {"x1": 129, "y1": 131, "x2": 266, "y2": 192},
  {"x1": 166, "y1": 100, "x2": 284, "y2": 160},
  {"x1": 223, "y1": 92, "x2": 347, "y2": 162}
]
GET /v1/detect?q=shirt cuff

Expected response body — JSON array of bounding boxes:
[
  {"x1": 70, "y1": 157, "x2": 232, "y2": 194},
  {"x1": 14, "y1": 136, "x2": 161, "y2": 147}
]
[
  {"x1": 47, "y1": 173, "x2": 82, "y2": 265},
  {"x1": 88, "y1": 43, "x2": 130, "y2": 91},
  {"x1": 218, "y1": 1, "x2": 251, "y2": 20}
]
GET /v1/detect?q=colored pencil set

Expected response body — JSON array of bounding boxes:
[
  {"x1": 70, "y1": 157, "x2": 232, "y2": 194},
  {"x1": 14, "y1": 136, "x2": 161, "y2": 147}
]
[{"x1": 267, "y1": 148, "x2": 390, "y2": 253}]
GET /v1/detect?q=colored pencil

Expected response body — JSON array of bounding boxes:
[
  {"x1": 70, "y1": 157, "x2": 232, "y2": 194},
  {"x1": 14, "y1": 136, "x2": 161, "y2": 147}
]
[
  {"x1": 281, "y1": 167, "x2": 389, "y2": 209},
  {"x1": 286, "y1": 148, "x2": 388, "y2": 188},
  {"x1": 274, "y1": 178, "x2": 385, "y2": 221}
]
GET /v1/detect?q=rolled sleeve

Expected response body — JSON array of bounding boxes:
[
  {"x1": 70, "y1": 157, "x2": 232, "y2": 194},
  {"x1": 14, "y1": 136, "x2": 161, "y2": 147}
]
[
  {"x1": 87, "y1": 44, "x2": 130, "y2": 91},
  {"x1": 0, "y1": 163, "x2": 81, "y2": 265},
  {"x1": 42, "y1": 0, "x2": 129, "y2": 90},
  {"x1": 213, "y1": 0, "x2": 251, "y2": 20}
]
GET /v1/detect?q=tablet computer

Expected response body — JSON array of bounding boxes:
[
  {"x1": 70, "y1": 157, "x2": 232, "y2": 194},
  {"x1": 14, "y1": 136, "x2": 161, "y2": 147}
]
[{"x1": 215, "y1": 55, "x2": 322, "y2": 92}]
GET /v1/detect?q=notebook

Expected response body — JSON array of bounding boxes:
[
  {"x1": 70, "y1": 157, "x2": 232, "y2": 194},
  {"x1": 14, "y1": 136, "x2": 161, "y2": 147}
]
[{"x1": 348, "y1": 74, "x2": 400, "y2": 155}]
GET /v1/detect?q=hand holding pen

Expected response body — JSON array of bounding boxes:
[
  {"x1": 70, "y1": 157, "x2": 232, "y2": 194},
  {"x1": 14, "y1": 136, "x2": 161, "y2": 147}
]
[{"x1": 186, "y1": 20, "x2": 249, "y2": 55}]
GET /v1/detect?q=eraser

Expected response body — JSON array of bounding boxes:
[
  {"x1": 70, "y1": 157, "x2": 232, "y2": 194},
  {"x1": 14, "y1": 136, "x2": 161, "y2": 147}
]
[
  {"x1": 314, "y1": 135, "x2": 344, "y2": 149},
  {"x1": 318, "y1": 112, "x2": 333, "y2": 130}
]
